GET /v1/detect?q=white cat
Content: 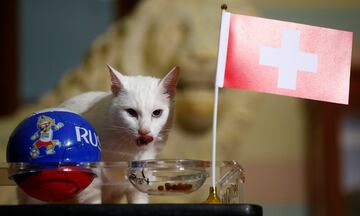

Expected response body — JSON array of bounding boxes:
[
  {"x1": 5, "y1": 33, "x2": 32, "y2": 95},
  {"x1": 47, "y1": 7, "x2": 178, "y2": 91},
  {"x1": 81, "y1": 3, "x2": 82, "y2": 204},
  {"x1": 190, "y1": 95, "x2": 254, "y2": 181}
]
[{"x1": 58, "y1": 65, "x2": 180, "y2": 204}]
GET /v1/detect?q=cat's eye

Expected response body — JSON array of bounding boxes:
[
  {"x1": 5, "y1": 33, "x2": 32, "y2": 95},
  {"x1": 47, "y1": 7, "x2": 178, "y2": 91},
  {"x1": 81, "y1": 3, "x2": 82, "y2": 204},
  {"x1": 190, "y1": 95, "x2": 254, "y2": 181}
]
[
  {"x1": 125, "y1": 108, "x2": 138, "y2": 118},
  {"x1": 152, "y1": 109, "x2": 163, "y2": 118}
]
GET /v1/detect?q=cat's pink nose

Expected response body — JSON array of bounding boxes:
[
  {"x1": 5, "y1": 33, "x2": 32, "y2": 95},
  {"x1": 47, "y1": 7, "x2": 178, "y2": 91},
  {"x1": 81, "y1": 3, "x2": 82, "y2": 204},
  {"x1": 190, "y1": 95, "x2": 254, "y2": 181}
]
[{"x1": 138, "y1": 129, "x2": 150, "y2": 135}]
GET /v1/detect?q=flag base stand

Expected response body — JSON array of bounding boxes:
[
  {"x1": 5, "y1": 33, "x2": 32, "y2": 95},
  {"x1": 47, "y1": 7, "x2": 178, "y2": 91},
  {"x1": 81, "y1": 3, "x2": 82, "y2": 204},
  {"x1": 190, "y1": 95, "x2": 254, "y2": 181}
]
[{"x1": 204, "y1": 186, "x2": 222, "y2": 204}]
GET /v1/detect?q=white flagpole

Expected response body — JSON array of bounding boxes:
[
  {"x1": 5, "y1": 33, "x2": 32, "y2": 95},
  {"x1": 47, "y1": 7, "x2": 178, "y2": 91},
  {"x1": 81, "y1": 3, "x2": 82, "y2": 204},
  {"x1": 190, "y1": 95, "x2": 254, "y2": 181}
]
[
  {"x1": 212, "y1": 4, "x2": 230, "y2": 188},
  {"x1": 211, "y1": 86, "x2": 220, "y2": 188},
  {"x1": 208, "y1": 4, "x2": 230, "y2": 202}
]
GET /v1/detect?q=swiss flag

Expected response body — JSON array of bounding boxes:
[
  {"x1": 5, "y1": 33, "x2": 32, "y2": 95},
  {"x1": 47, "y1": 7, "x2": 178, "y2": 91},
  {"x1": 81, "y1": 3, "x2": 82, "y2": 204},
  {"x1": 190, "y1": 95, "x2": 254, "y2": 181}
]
[{"x1": 216, "y1": 11, "x2": 353, "y2": 104}]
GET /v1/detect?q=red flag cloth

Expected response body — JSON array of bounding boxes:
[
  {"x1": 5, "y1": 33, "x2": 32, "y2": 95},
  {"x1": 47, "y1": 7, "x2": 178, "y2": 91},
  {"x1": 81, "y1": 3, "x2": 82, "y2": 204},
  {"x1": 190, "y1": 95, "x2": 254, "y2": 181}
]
[{"x1": 216, "y1": 12, "x2": 353, "y2": 104}]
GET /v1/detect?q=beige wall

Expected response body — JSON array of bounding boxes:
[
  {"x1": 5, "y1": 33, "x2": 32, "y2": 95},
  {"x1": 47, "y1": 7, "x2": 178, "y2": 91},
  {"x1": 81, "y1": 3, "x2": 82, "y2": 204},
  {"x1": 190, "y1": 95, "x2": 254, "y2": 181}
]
[
  {"x1": 252, "y1": 0, "x2": 360, "y2": 9},
  {"x1": 239, "y1": 95, "x2": 307, "y2": 204}
]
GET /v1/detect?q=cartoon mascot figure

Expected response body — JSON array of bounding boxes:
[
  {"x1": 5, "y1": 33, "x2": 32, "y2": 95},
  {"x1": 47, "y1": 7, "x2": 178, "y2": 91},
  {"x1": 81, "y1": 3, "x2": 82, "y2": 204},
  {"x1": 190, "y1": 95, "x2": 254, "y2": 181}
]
[{"x1": 30, "y1": 115, "x2": 64, "y2": 158}]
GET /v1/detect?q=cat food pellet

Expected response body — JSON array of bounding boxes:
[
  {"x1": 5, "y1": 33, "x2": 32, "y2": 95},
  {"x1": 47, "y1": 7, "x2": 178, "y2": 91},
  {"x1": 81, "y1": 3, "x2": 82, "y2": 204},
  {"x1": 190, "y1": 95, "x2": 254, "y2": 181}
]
[
  {"x1": 165, "y1": 183, "x2": 171, "y2": 191},
  {"x1": 158, "y1": 183, "x2": 193, "y2": 191}
]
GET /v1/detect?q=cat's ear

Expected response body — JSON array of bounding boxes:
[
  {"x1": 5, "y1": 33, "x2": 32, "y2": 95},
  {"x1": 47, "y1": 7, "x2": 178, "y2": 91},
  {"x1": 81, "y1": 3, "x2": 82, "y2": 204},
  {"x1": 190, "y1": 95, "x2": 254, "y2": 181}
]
[
  {"x1": 106, "y1": 64, "x2": 124, "y2": 96},
  {"x1": 160, "y1": 66, "x2": 180, "y2": 99}
]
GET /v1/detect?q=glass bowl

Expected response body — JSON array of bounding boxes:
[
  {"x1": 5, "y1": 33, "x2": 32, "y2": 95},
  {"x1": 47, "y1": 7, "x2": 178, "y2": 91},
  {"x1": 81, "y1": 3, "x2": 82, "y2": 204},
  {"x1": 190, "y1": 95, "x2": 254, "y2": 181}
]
[{"x1": 127, "y1": 159, "x2": 208, "y2": 195}]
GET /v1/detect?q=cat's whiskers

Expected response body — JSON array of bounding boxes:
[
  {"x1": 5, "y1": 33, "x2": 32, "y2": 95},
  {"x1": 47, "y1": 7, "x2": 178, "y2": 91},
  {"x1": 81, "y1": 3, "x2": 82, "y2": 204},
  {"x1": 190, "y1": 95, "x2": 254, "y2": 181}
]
[{"x1": 106, "y1": 126, "x2": 135, "y2": 135}]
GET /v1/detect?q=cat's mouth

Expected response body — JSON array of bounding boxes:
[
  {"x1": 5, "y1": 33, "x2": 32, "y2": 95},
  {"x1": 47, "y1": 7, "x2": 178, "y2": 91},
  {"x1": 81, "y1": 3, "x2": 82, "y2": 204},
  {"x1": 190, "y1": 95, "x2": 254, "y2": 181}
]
[{"x1": 136, "y1": 135, "x2": 154, "y2": 146}]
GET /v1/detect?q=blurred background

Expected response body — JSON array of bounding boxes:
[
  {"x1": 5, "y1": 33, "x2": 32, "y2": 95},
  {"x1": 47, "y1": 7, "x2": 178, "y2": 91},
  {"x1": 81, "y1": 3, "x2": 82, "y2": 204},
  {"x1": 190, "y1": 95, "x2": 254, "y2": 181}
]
[{"x1": 1, "y1": 0, "x2": 360, "y2": 216}]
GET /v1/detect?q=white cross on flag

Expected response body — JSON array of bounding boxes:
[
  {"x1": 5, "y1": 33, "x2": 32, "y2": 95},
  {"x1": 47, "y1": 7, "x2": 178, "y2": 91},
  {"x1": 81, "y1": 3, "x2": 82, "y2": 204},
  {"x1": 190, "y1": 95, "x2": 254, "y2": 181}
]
[{"x1": 216, "y1": 12, "x2": 353, "y2": 104}]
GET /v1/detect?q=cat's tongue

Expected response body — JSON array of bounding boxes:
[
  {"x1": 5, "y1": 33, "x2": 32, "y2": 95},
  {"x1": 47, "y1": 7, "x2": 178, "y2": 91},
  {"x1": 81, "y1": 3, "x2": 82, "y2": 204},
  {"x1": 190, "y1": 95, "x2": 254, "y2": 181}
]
[{"x1": 136, "y1": 135, "x2": 154, "y2": 146}]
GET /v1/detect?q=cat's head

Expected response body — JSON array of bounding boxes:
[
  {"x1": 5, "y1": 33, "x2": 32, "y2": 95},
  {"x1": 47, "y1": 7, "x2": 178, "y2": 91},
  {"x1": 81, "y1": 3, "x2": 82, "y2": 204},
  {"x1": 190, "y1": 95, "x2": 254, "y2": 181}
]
[{"x1": 107, "y1": 65, "x2": 179, "y2": 147}]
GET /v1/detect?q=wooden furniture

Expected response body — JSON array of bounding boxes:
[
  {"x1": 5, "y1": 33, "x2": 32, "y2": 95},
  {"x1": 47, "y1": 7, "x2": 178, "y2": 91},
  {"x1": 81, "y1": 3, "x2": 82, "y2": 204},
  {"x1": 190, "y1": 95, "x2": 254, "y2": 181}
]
[{"x1": 308, "y1": 66, "x2": 360, "y2": 216}]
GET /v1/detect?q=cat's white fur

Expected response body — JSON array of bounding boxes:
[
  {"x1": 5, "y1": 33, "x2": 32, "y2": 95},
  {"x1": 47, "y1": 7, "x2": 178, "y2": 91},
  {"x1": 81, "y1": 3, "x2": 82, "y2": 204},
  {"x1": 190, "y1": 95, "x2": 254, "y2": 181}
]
[{"x1": 19, "y1": 65, "x2": 179, "y2": 204}]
